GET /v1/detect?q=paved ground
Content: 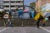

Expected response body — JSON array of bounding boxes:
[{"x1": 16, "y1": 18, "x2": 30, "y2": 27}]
[{"x1": 0, "y1": 27, "x2": 50, "y2": 33}]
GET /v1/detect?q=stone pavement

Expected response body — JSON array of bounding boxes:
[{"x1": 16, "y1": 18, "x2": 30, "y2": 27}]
[{"x1": 0, "y1": 27, "x2": 50, "y2": 33}]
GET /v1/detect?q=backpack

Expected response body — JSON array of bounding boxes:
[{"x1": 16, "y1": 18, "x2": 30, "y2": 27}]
[{"x1": 34, "y1": 13, "x2": 44, "y2": 21}]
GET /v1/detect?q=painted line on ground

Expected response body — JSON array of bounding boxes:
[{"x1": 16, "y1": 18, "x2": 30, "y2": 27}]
[
  {"x1": 40, "y1": 27, "x2": 50, "y2": 33},
  {"x1": 0, "y1": 27, "x2": 9, "y2": 32}
]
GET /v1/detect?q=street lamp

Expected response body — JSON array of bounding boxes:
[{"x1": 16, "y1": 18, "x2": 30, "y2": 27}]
[
  {"x1": 9, "y1": 0, "x2": 11, "y2": 16},
  {"x1": 0, "y1": 0, "x2": 3, "y2": 8},
  {"x1": 9, "y1": 0, "x2": 11, "y2": 11}
]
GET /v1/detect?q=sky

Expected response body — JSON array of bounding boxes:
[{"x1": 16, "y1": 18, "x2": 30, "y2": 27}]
[
  {"x1": 24, "y1": 0, "x2": 37, "y2": 6},
  {"x1": 24, "y1": 0, "x2": 37, "y2": 10}
]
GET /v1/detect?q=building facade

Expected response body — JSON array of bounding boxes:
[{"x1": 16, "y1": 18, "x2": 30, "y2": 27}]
[{"x1": 3, "y1": 0, "x2": 23, "y2": 11}]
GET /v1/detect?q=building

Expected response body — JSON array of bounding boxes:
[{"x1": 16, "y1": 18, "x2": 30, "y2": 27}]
[
  {"x1": 36, "y1": 0, "x2": 50, "y2": 12},
  {"x1": 3, "y1": 0, "x2": 23, "y2": 11}
]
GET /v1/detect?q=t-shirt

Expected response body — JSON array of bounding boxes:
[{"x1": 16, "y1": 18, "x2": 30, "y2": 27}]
[
  {"x1": 45, "y1": 18, "x2": 48, "y2": 21},
  {"x1": 3, "y1": 14, "x2": 9, "y2": 19}
]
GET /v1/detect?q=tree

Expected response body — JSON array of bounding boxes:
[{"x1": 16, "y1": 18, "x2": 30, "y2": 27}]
[{"x1": 30, "y1": 2, "x2": 36, "y2": 8}]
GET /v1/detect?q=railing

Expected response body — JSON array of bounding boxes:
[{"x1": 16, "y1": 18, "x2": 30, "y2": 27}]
[{"x1": 0, "y1": 11, "x2": 50, "y2": 27}]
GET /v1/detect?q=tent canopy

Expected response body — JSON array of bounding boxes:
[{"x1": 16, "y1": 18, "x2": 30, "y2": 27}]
[{"x1": 41, "y1": 3, "x2": 50, "y2": 11}]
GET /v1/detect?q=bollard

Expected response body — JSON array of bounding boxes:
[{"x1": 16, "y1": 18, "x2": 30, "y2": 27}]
[{"x1": 22, "y1": 21, "x2": 23, "y2": 27}]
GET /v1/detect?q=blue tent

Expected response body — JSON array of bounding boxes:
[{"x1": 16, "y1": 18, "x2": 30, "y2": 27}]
[{"x1": 18, "y1": 9, "x2": 23, "y2": 16}]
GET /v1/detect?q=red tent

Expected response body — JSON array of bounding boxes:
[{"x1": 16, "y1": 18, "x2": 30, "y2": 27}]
[{"x1": 23, "y1": 9, "x2": 29, "y2": 12}]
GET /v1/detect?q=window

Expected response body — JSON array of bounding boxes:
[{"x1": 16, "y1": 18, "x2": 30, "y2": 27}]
[
  {"x1": 16, "y1": 5, "x2": 23, "y2": 7},
  {"x1": 11, "y1": 6, "x2": 15, "y2": 7},
  {"x1": 4, "y1": 5, "x2": 9, "y2": 7},
  {"x1": 11, "y1": 1, "x2": 15, "y2": 3},
  {"x1": 16, "y1": 1, "x2": 22, "y2": 3},
  {"x1": 4, "y1": 1, "x2": 9, "y2": 3},
  {"x1": 5, "y1": 10, "x2": 9, "y2": 11},
  {"x1": 20, "y1": 1, "x2": 23, "y2": 3}
]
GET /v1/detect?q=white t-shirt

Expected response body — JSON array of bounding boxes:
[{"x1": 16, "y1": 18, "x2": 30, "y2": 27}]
[{"x1": 3, "y1": 14, "x2": 9, "y2": 19}]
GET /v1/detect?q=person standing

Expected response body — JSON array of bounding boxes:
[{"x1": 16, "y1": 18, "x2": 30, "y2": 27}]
[
  {"x1": 42, "y1": 17, "x2": 48, "y2": 27},
  {"x1": 3, "y1": 13, "x2": 10, "y2": 26},
  {"x1": 34, "y1": 12, "x2": 44, "y2": 28}
]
